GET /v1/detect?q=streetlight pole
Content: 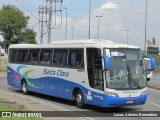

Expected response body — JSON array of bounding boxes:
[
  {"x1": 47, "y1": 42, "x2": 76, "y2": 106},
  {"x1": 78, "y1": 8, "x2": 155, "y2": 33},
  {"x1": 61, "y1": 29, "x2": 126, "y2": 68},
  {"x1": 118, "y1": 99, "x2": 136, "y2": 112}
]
[
  {"x1": 88, "y1": 0, "x2": 91, "y2": 39},
  {"x1": 125, "y1": 30, "x2": 130, "y2": 45},
  {"x1": 70, "y1": 27, "x2": 75, "y2": 40},
  {"x1": 96, "y1": 16, "x2": 102, "y2": 40},
  {"x1": 63, "y1": 7, "x2": 68, "y2": 40},
  {"x1": 48, "y1": 0, "x2": 53, "y2": 44},
  {"x1": 144, "y1": 0, "x2": 148, "y2": 53}
]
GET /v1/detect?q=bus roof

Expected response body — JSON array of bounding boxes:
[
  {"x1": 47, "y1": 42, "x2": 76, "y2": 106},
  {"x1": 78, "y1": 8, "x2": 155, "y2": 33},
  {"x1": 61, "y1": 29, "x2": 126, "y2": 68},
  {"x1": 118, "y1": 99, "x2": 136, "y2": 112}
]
[{"x1": 9, "y1": 39, "x2": 140, "y2": 49}]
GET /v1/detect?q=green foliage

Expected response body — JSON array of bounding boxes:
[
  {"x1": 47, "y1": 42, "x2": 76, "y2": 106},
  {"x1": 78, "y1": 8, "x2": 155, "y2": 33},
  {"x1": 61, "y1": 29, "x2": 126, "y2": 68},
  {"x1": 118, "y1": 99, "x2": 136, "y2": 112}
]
[
  {"x1": 0, "y1": 5, "x2": 36, "y2": 53},
  {"x1": 22, "y1": 28, "x2": 37, "y2": 44},
  {"x1": 0, "y1": 98, "x2": 6, "y2": 102}
]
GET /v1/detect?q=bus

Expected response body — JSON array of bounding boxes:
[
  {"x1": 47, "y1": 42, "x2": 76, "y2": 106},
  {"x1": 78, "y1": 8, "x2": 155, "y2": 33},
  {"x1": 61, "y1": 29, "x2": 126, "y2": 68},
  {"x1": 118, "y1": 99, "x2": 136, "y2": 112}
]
[{"x1": 7, "y1": 39, "x2": 156, "y2": 108}]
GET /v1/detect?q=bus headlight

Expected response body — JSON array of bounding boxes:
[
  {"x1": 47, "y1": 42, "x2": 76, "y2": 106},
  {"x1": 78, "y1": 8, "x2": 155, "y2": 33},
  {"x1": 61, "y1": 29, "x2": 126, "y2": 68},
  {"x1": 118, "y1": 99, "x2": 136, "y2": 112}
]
[
  {"x1": 106, "y1": 92, "x2": 118, "y2": 97},
  {"x1": 141, "y1": 91, "x2": 147, "y2": 96}
]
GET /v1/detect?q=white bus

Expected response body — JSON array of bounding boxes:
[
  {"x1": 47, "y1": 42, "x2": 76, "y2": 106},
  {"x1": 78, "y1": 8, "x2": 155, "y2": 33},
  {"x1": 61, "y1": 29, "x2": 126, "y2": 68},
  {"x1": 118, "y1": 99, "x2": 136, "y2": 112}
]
[{"x1": 7, "y1": 39, "x2": 155, "y2": 108}]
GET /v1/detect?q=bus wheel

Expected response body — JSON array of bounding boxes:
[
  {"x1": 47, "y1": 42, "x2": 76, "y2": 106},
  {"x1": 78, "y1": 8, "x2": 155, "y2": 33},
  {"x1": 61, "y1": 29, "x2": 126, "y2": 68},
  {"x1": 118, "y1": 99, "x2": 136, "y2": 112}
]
[
  {"x1": 21, "y1": 81, "x2": 28, "y2": 95},
  {"x1": 75, "y1": 90, "x2": 84, "y2": 108}
]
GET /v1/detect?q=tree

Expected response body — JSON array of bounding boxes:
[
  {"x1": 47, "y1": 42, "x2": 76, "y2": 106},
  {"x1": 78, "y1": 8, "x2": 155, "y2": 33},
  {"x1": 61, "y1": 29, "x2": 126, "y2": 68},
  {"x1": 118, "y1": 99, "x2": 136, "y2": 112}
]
[
  {"x1": 0, "y1": 5, "x2": 36, "y2": 53},
  {"x1": 22, "y1": 28, "x2": 36, "y2": 44}
]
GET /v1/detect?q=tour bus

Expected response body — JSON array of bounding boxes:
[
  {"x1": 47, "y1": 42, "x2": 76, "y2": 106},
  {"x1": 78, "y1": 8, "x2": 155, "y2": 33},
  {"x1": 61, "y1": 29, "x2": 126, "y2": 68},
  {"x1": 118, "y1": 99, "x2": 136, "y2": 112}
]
[{"x1": 7, "y1": 39, "x2": 156, "y2": 108}]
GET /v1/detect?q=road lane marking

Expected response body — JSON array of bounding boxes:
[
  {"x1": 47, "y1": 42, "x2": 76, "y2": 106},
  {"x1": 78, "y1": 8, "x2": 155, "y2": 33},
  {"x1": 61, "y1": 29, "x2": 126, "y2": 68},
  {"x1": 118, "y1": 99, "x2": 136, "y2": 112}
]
[
  {"x1": 147, "y1": 101, "x2": 160, "y2": 108},
  {"x1": 0, "y1": 90, "x2": 94, "y2": 120},
  {"x1": 148, "y1": 88, "x2": 160, "y2": 93},
  {"x1": 0, "y1": 75, "x2": 6, "y2": 77}
]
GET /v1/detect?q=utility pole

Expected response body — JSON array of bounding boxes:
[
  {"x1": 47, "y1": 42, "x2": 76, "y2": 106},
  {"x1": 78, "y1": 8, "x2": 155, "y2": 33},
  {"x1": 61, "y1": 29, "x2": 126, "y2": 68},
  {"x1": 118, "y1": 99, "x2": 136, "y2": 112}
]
[
  {"x1": 48, "y1": 0, "x2": 53, "y2": 44},
  {"x1": 45, "y1": 0, "x2": 63, "y2": 44},
  {"x1": 39, "y1": 6, "x2": 45, "y2": 44}
]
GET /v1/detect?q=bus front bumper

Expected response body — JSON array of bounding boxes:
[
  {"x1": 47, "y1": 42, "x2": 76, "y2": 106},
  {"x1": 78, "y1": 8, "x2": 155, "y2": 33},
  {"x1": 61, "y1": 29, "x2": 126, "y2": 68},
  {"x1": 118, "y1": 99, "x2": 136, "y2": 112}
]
[{"x1": 102, "y1": 94, "x2": 147, "y2": 107}]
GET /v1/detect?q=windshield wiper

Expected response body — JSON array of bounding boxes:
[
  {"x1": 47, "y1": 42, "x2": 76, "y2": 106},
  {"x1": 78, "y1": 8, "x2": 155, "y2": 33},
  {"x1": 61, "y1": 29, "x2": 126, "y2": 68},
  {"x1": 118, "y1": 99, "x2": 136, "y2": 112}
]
[{"x1": 127, "y1": 65, "x2": 141, "y2": 89}]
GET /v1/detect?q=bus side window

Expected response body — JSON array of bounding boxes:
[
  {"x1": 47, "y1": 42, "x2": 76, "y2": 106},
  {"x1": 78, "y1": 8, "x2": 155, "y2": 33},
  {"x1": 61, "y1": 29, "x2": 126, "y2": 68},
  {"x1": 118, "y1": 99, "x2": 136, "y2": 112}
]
[
  {"x1": 55, "y1": 49, "x2": 68, "y2": 67},
  {"x1": 71, "y1": 52, "x2": 76, "y2": 66},
  {"x1": 9, "y1": 49, "x2": 18, "y2": 63},
  {"x1": 18, "y1": 50, "x2": 28, "y2": 63},
  {"x1": 68, "y1": 49, "x2": 84, "y2": 68},
  {"x1": 55, "y1": 50, "x2": 61, "y2": 66},
  {"x1": 40, "y1": 49, "x2": 51, "y2": 65},
  {"x1": 61, "y1": 51, "x2": 67, "y2": 66},
  {"x1": 28, "y1": 49, "x2": 39, "y2": 64}
]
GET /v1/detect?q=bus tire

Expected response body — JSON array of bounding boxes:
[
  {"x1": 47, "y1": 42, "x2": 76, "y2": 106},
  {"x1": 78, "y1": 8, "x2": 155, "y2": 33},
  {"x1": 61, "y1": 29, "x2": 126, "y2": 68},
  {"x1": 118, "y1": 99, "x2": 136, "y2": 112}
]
[
  {"x1": 21, "y1": 81, "x2": 28, "y2": 95},
  {"x1": 75, "y1": 89, "x2": 84, "y2": 108}
]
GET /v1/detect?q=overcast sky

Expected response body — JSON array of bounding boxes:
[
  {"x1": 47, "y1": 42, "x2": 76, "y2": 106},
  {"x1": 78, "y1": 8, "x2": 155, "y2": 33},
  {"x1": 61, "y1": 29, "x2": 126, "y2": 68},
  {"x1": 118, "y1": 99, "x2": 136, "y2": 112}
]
[{"x1": 0, "y1": 0, "x2": 160, "y2": 49}]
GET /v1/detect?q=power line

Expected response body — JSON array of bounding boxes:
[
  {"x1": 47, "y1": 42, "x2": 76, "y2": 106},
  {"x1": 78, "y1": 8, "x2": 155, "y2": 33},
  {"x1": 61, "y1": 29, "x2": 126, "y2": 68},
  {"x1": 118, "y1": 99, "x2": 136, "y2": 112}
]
[
  {"x1": 45, "y1": 0, "x2": 63, "y2": 43},
  {"x1": 14, "y1": 0, "x2": 38, "y2": 20},
  {"x1": 39, "y1": 0, "x2": 46, "y2": 6},
  {"x1": 32, "y1": 0, "x2": 47, "y2": 28}
]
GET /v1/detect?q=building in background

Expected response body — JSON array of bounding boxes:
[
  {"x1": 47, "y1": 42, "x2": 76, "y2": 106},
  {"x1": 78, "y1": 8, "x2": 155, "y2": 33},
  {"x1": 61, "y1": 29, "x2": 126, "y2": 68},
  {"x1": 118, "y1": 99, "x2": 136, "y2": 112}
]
[
  {"x1": 147, "y1": 38, "x2": 159, "y2": 55},
  {"x1": 0, "y1": 47, "x2": 7, "y2": 68}
]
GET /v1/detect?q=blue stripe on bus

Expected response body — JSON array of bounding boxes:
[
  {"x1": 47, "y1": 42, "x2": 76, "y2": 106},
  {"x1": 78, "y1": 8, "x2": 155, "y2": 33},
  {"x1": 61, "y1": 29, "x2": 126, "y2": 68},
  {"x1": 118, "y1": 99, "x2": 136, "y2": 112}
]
[{"x1": 7, "y1": 66, "x2": 147, "y2": 108}]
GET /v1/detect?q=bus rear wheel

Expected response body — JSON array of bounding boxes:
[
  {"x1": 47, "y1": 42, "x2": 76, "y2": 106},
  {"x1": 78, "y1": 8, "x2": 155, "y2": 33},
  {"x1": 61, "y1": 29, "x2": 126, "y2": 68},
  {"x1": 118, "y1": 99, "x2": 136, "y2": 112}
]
[
  {"x1": 21, "y1": 81, "x2": 28, "y2": 95},
  {"x1": 75, "y1": 90, "x2": 84, "y2": 108}
]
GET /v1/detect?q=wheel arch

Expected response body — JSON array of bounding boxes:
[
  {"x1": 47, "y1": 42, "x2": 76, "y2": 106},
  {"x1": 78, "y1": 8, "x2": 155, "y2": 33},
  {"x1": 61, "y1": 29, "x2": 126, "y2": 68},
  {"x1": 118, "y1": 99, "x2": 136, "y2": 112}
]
[
  {"x1": 72, "y1": 86, "x2": 85, "y2": 101},
  {"x1": 21, "y1": 78, "x2": 27, "y2": 85}
]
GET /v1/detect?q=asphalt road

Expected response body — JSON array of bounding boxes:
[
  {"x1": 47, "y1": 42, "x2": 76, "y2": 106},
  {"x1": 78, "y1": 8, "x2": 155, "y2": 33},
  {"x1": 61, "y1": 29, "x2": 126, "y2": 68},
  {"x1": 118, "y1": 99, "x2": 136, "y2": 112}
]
[
  {"x1": 0, "y1": 75, "x2": 160, "y2": 120},
  {"x1": 149, "y1": 75, "x2": 160, "y2": 86}
]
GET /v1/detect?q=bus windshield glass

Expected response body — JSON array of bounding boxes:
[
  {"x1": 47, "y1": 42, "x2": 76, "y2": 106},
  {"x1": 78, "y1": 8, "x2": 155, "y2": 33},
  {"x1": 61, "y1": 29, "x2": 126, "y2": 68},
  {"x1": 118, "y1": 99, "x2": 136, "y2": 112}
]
[{"x1": 105, "y1": 48, "x2": 146, "y2": 90}]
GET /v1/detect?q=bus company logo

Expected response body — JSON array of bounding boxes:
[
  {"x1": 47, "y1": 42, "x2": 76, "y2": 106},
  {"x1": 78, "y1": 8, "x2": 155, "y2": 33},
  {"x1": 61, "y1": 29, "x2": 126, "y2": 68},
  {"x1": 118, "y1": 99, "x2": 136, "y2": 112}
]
[
  {"x1": 43, "y1": 68, "x2": 69, "y2": 77},
  {"x1": 2, "y1": 112, "x2": 12, "y2": 117}
]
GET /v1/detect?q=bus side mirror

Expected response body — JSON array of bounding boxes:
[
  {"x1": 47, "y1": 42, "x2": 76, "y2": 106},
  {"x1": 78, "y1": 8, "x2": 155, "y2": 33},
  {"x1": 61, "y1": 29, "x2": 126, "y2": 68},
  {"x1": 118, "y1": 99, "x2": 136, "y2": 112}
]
[
  {"x1": 143, "y1": 56, "x2": 156, "y2": 71},
  {"x1": 101, "y1": 54, "x2": 110, "y2": 70}
]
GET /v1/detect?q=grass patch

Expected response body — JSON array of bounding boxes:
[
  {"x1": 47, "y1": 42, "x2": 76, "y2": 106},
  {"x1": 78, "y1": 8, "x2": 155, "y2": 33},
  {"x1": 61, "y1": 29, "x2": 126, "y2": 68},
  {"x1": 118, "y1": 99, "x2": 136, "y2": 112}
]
[
  {"x1": 0, "y1": 68, "x2": 7, "y2": 72},
  {"x1": 0, "y1": 104, "x2": 18, "y2": 111},
  {"x1": 0, "y1": 117, "x2": 41, "y2": 120},
  {"x1": 0, "y1": 98, "x2": 42, "y2": 120},
  {"x1": 0, "y1": 98, "x2": 6, "y2": 102}
]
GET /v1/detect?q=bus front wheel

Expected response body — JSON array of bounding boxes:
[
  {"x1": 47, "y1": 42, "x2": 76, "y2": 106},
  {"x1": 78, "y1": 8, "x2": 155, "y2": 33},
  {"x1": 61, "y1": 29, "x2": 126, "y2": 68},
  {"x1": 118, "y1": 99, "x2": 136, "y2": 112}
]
[
  {"x1": 21, "y1": 81, "x2": 28, "y2": 95},
  {"x1": 75, "y1": 90, "x2": 84, "y2": 108}
]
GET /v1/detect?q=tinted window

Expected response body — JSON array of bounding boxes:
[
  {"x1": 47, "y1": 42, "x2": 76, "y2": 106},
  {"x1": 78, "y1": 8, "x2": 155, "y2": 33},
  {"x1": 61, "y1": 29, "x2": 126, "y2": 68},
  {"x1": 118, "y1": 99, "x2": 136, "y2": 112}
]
[
  {"x1": 18, "y1": 50, "x2": 28, "y2": 63},
  {"x1": 9, "y1": 49, "x2": 18, "y2": 63},
  {"x1": 68, "y1": 49, "x2": 84, "y2": 68},
  {"x1": 28, "y1": 49, "x2": 39, "y2": 64},
  {"x1": 54, "y1": 49, "x2": 68, "y2": 67},
  {"x1": 40, "y1": 49, "x2": 52, "y2": 65}
]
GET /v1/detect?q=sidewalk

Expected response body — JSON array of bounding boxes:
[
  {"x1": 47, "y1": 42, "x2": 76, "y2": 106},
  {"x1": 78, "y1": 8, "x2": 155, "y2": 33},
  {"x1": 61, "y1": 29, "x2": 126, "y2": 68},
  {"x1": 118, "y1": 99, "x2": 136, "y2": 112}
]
[
  {"x1": 148, "y1": 84, "x2": 160, "y2": 90},
  {"x1": 0, "y1": 70, "x2": 83, "y2": 119},
  {"x1": 0, "y1": 91, "x2": 82, "y2": 120},
  {"x1": 0, "y1": 71, "x2": 6, "y2": 76}
]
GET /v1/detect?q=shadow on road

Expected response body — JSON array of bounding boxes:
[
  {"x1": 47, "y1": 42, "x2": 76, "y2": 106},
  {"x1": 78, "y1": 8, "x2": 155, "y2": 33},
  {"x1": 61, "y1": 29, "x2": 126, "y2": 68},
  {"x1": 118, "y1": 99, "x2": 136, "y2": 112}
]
[{"x1": 8, "y1": 87, "x2": 143, "y2": 114}]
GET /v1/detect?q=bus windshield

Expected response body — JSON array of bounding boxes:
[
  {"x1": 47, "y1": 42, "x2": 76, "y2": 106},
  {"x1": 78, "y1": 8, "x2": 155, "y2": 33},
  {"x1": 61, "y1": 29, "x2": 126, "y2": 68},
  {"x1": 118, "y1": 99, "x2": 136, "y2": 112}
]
[{"x1": 105, "y1": 48, "x2": 146, "y2": 90}]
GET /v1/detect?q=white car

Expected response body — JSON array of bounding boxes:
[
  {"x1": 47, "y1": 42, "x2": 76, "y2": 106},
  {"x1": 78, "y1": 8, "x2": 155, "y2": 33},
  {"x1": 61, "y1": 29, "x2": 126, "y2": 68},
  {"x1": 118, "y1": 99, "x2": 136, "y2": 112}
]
[{"x1": 144, "y1": 58, "x2": 153, "y2": 81}]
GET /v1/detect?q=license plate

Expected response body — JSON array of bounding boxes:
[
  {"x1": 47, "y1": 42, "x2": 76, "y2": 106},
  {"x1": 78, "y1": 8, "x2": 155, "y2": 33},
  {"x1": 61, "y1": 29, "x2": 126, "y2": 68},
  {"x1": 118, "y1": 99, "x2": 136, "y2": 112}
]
[{"x1": 126, "y1": 100, "x2": 134, "y2": 104}]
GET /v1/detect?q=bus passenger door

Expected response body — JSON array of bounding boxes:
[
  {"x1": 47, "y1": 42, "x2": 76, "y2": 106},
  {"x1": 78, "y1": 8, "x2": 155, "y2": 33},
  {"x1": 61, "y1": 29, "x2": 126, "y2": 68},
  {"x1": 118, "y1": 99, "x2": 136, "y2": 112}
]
[{"x1": 87, "y1": 48, "x2": 104, "y2": 106}]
